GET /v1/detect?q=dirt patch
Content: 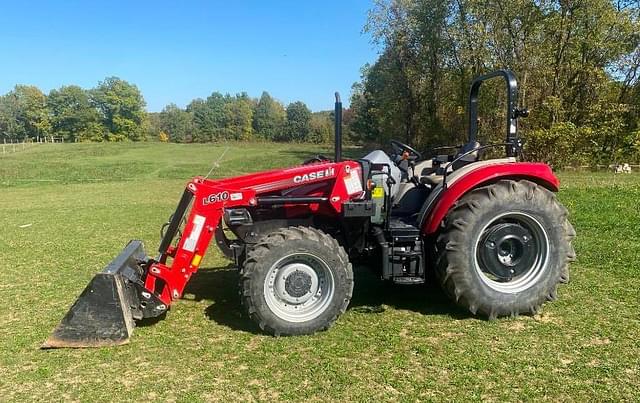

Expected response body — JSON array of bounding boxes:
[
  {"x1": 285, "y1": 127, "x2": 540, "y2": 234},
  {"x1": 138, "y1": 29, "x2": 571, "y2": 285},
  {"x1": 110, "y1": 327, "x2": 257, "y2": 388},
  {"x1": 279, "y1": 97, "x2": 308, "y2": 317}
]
[{"x1": 584, "y1": 337, "x2": 611, "y2": 347}]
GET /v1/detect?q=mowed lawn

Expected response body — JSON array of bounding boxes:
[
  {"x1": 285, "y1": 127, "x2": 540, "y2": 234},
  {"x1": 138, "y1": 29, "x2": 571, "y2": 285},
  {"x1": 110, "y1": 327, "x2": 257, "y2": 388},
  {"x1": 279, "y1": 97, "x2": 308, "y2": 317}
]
[{"x1": 0, "y1": 142, "x2": 638, "y2": 401}]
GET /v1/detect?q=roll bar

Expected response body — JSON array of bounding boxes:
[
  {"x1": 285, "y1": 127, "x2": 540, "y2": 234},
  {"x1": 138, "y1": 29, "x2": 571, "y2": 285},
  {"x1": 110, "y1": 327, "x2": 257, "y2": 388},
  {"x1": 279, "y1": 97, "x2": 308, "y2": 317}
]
[{"x1": 468, "y1": 69, "x2": 528, "y2": 157}]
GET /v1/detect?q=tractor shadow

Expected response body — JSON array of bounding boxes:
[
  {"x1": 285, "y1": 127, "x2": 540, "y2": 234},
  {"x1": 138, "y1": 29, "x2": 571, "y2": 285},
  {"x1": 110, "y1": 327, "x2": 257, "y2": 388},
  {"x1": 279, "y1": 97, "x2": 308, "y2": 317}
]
[
  {"x1": 347, "y1": 268, "x2": 472, "y2": 320},
  {"x1": 182, "y1": 264, "x2": 257, "y2": 333},
  {"x1": 183, "y1": 263, "x2": 472, "y2": 334}
]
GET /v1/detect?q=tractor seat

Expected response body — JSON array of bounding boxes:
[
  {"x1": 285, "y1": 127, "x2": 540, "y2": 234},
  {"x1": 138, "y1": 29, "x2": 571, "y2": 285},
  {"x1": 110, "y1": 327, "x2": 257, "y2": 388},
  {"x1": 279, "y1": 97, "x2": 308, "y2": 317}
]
[
  {"x1": 452, "y1": 141, "x2": 481, "y2": 170},
  {"x1": 415, "y1": 141, "x2": 480, "y2": 186},
  {"x1": 413, "y1": 159, "x2": 446, "y2": 187},
  {"x1": 420, "y1": 174, "x2": 443, "y2": 186}
]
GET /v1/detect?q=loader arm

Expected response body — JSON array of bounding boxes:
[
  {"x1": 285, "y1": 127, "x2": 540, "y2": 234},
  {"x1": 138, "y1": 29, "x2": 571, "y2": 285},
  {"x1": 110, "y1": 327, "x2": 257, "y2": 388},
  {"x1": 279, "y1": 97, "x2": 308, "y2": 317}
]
[{"x1": 148, "y1": 160, "x2": 363, "y2": 306}]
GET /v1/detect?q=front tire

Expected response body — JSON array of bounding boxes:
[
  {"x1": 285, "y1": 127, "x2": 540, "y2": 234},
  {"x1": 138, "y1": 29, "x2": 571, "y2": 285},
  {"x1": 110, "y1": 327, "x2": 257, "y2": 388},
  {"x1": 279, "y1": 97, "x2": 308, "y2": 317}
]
[
  {"x1": 435, "y1": 180, "x2": 575, "y2": 319},
  {"x1": 240, "y1": 226, "x2": 354, "y2": 335}
]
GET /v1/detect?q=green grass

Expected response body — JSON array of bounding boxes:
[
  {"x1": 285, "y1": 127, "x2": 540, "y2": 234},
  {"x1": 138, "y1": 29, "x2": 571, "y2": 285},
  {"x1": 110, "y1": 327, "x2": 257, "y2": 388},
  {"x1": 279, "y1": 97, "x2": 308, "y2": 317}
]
[{"x1": 0, "y1": 143, "x2": 638, "y2": 401}]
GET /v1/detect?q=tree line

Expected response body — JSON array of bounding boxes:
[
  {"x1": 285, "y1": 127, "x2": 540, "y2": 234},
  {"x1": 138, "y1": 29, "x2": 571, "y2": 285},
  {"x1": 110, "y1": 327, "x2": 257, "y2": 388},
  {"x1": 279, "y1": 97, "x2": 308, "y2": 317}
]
[
  {"x1": 151, "y1": 92, "x2": 337, "y2": 143},
  {"x1": 0, "y1": 80, "x2": 338, "y2": 144},
  {"x1": 0, "y1": 78, "x2": 147, "y2": 142},
  {"x1": 350, "y1": 0, "x2": 640, "y2": 166}
]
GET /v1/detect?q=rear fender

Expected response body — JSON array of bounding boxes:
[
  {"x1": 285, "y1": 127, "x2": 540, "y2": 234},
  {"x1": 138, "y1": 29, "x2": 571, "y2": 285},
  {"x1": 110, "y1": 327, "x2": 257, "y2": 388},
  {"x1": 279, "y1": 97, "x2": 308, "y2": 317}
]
[{"x1": 422, "y1": 162, "x2": 559, "y2": 234}]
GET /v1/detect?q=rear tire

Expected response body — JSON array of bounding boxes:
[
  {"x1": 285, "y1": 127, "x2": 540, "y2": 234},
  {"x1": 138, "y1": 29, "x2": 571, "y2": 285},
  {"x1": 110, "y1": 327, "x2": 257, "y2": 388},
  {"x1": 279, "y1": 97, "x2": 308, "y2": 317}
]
[
  {"x1": 435, "y1": 180, "x2": 575, "y2": 319},
  {"x1": 240, "y1": 226, "x2": 354, "y2": 335}
]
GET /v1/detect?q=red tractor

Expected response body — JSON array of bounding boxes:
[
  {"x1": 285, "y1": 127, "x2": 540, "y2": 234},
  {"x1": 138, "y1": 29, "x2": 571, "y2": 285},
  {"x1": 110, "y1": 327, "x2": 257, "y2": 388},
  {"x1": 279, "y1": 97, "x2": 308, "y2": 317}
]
[{"x1": 45, "y1": 70, "x2": 575, "y2": 348}]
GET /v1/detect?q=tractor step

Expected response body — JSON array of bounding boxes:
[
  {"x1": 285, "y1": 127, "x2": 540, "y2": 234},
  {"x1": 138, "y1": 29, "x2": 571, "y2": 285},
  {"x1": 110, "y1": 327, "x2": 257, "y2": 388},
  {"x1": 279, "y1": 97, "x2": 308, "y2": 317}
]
[
  {"x1": 389, "y1": 218, "x2": 420, "y2": 243},
  {"x1": 379, "y1": 219, "x2": 425, "y2": 282},
  {"x1": 392, "y1": 276, "x2": 425, "y2": 285},
  {"x1": 388, "y1": 217, "x2": 421, "y2": 242}
]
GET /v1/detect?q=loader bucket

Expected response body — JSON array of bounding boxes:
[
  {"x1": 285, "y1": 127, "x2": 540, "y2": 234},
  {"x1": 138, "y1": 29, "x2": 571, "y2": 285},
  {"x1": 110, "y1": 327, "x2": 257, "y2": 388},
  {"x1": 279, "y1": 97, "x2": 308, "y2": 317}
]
[{"x1": 42, "y1": 240, "x2": 147, "y2": 349}]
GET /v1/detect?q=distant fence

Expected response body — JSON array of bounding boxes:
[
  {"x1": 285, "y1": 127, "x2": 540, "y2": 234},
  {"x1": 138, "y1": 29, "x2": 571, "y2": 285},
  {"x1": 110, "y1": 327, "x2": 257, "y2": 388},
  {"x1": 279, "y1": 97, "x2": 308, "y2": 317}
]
[
  {"x1": 29, "y1": 136, "x2": 66, "y2": 143},
  {"x1": 0, "y1": 136, "x2": 70, "y2": 155},
  {"x1": 1, "y1": 139, "x2": 29, "y2": 155},
  {"x1": 562, "y1": 164, "x2": 640, "y2": 172}
]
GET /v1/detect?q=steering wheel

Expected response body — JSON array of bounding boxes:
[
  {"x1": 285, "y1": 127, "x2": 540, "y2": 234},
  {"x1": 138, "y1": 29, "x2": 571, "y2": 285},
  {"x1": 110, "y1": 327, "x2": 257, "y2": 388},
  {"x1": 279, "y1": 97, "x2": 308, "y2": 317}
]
[
  {"x1": 390, "y1": 139, "x2": 422, "y2": 160},
  {"x1": 302, "y1": 154, "x2": 330, "y2": 165}
]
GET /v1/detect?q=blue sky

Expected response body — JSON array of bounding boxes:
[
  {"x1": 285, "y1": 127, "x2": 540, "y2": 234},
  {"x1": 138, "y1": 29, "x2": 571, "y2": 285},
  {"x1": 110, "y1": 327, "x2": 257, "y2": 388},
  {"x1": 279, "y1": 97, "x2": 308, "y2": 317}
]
[{"x1": 0, "y1": 1, "x2": 379, "y2": 112}]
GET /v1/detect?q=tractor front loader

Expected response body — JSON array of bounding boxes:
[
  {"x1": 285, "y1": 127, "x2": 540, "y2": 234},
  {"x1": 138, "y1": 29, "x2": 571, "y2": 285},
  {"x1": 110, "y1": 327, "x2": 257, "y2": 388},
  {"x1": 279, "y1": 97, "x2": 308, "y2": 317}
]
[{"x1": 44, "y1": 71, "x2": 575, "y2": 348}]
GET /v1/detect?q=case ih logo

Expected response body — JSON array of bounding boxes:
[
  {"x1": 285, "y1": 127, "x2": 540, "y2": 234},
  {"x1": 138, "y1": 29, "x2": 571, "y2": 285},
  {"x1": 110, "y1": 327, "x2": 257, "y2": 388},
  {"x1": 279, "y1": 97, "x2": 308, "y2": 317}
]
[{"x1": 294, "y1": 168, "x2": 335, "y2": 184}]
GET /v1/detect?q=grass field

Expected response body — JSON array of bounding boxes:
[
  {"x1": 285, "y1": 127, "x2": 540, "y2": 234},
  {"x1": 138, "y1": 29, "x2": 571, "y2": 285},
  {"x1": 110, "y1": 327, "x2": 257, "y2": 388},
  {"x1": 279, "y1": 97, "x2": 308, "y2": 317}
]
[{"x1": 1, "y1": 142, "x2": 638, "y2": 401}]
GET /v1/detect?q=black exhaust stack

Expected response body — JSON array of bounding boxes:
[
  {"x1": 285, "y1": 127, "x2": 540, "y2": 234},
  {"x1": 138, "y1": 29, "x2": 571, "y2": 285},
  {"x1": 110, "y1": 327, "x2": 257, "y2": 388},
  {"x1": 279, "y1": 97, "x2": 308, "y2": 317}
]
[{"x1": 334, "y1": 92, "x2": 342, "y2": 162}]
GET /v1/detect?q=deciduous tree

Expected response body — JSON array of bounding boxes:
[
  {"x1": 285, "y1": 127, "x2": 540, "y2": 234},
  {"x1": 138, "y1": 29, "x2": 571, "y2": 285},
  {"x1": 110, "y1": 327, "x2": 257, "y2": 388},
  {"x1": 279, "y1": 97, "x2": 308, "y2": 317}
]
[
  {"x1": 224, "y1": 93, "x2": 255, "y2": 140},
  {"x1": 48, "y1": 85, "x2": 103, "y2": 141},
  {"x1": 351, "y1": 0, "x2": 640, "y2": 164},
  {"x1": 253, "y1": 91, "x2": 285, "y2": 140},
  {"x1": 92, "y1": 77, "x2": 147, "y2": 141},
  {"x1": 284, "y1": 101, "x2": 312, "y2": 142},
  {"x1": 159, "y1": 104, "x2": 194, "y2": 143},
  {"x1": 0, "y1": 85, "x2": 50, "y2": 140}
]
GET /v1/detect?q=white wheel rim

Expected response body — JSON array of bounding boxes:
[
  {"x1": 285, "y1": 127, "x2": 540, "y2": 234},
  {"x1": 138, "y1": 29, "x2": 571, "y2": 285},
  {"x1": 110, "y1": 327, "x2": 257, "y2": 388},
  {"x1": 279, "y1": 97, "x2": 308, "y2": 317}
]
[{"x1": 263, "y1": 253, "x2": 335, "y2": 323}]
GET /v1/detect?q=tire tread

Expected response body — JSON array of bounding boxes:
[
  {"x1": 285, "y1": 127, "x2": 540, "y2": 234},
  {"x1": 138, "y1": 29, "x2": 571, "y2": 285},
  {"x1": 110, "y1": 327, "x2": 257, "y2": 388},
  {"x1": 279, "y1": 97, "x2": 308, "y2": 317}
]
[
  {"x1": 240, "y1": 226, "x2": 353, "y2": 336},
  {"x1": 435, "y1": 179, "x2": 575, "y2": 318}
]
